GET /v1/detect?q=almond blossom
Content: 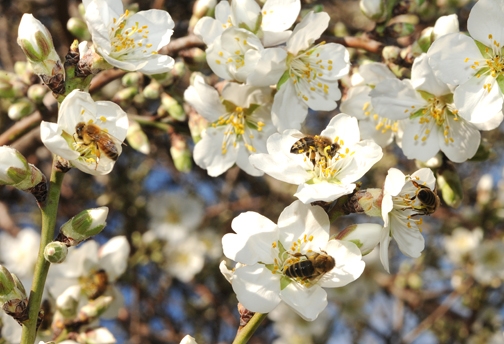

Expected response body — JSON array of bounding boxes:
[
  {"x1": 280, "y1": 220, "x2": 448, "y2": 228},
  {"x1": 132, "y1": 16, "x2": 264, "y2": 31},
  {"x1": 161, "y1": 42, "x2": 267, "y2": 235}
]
[
  {"x1": 370, "y1": 53, "x2": 480, "y2": 163},
  {"x1": 194, "y1": 0, "x2": 301, "y2": 48},
  {"x1": 427, "y1": 0, "x2": 504, "y2": 128},
  {"x1": 82, "y1": 0, "x2": 174, "y2": 74},
  {"x1": 221, "y1": 200, "x2": 365, "y2": 321},
  {"x1": 379, "y1": 168, "x2": 437, "y2": 272},
  {"x1": 250, "y1": 114, "x2": 383, "y2": 203},
  {"x1": 40, "y1": 89, "x2": 129, "y2": 175},
  {"x1": 184, "y1": 75, "x2": 275, "y2": 177}
]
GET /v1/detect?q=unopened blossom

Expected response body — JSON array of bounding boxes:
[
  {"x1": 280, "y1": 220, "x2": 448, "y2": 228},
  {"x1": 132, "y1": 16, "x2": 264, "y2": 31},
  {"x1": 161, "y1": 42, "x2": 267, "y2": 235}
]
[
  {"x1": 249, "y1": 11, "x2": 350, "y2": 131},
  {"x1": 370, "y1": 53, "x2": 480, "y2": 163},
  {"x1": 427, "y1": 0, "x2": 504, "y2": 128},
  {"x1": 340, "y1": 62, "x2": 404, "y2": 147},
  {"x1": 379, "y1": 168, "x2": 437, "y2": 272},
  {"x1": 222, "y1": 201, "x2": 365, "y2": 321},
  {"x1": 250, "y1": 114, "x2": 383, "y2": 203},
  {"x1": 82, "y1": 0, "x2": 174, "y2": 74},
  {"x1": 194, "y1": 0, "x2": 300, "y2": 47},
  {"x1": 47, "y1": 236, "x2": 130, "y2": 319},
  {"x1": 40, "y1": 90, "x2": 129, "y2": 175},
  {"x1": 17, "y1": 14, "x2": 62, "y2": 78},
  {"x1": 184, "y1": 75, "x2": 275, "y2": 177},
  {"x1": 444, "y1": 227, "x2": 482, "y2": 265}
]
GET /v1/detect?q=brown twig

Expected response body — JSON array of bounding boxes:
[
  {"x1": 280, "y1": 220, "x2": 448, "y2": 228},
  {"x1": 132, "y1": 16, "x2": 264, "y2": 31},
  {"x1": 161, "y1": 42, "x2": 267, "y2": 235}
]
[
  {"x1": 320, "y1": 34, "x2": 384, "y2": 54},
  {"x1": 401, "y1": 278, "x2": 475, "y2": 343},
  {"x1": 0, "y1": 111, "x2": 42, "y2": 147},
  {"x1": 158, "y1": 34, "x2": 205, "y2": 57}
]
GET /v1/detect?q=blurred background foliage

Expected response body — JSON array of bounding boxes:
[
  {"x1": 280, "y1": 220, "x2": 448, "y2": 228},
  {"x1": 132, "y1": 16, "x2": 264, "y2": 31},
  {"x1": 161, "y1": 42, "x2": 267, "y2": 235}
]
[{"x1": 3, "y1": 0, "x2": 504, "y2": 343}]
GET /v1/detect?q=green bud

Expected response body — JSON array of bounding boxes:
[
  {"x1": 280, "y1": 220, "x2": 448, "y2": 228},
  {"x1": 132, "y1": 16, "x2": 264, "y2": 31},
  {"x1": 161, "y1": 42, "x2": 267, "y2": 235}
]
[
  {"x1": 360, "y1": 0, "x2": 387, "y2": 22},
  {"x1": 56, "y1": 285, "x2": 81, "y2": 318},
  {"x1": 382, "y1": 46, "x2": 401, "y2": 63},
  {"x1": 0, "y1": 73, "x2": 16, "y2": 98},
  {"x1": 172, "y1": 61, "x2": 187, "y2": 79},
  {"x1": 122, "y1": 72, "x2": 142, "y2": 87},
  {"x1": 334, "y1": 223, "x2": 382, "y2": 256},
  {"x1": 8, "y1": 98, "x2": 34, "y2": 121},
  {"x1": 143, "y1": 81, "x2": 162, "y2": 99},
  {"x1": 112, "y1": 87, "x2": 138, "y2": 106},
  {"x1": 59, "y1": 207, "x2": 108, "y2": 246},
  {"x1": 188, "y1": 112, "x2": 208, "y2": 144},
  {"x1": 10, "y1": 273, "x2": 26, "y2": 298},
  {"x1": 0, "y1": 146, "x2": 30, "y2": 185},
  {"x1": 437, "y1": 164, "x2": 463, "y2": 208},
  {"x1": 66, "y1": 17, "x2": 91, "y2": 41},
  {"x1": 386, "y1": 22, "x2": 415, "y2": 38},
  {"x1": 44, "y1": 241, "x2": 69, "y2": 264},
  {"x1": 126, "y1": 121, "x2": 150, "y2": 155},
  {"x1": 0, "y1": 265, "x2": 15, "y2": 298},
  {"x1": 161, "y1": 93, "x2": 186, "y2": 121},
  {"x1": 27, "y1": 84, "x2": 48, "y2": 104},
  {"x1": 78, "y1": 295, "x2": 113, "y2": 321},
  {"x1": 17, "y1": 14, "x2": 62, "y2": 77},
  {"x1": 170, "y1": 137, "x2": 192, "y2": 173}
]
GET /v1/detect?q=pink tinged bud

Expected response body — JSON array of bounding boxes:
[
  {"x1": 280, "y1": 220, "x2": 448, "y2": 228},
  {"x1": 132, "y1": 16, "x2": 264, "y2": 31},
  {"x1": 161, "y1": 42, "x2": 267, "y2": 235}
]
[
  {"x1": 356, "y1": 188, "x2": 383, "y2": 217},
  {"x1": 335, "y1": 223, "x2": 382, "y2": 256},
  {"x1": 44, "y1": 241, "x2": 69, "y2": 264}
]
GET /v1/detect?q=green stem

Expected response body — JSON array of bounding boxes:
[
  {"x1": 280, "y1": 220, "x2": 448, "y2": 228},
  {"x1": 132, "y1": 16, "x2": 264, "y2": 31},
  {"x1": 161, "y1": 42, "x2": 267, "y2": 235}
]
[
  {"x1": 20, "y1": 158, "x2": 65, "y2": 344},
  {"x1": 232, "y1": 313, "x2": 268, "y2": 344}
]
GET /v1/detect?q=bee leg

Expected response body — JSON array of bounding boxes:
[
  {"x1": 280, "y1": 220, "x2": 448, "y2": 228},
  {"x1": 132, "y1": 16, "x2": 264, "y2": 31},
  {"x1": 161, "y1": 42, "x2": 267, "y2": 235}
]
[{"x1": 94, "y1": 143, "x2": 101, "y2": 170}]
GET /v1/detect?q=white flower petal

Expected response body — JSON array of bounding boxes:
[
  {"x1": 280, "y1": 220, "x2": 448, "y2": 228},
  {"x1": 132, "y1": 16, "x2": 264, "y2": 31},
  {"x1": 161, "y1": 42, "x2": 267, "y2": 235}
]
[
  {"x1": 98, "y1": 236, "x2": 130, "y2": 281},
  {"x1": 232, "y1": 264, "x2": 282, "y2": 313},
  {"x1": 319, "y1": 240, "x2": 365, "y2": 288},
  {"x1": 223, "y1": 211, "x2": 278, "y2": 265},
  {"x1": 279, "y1": 283, "x2": 327, "y2": 321},
  {"x1": 287, "y1": 11, "x2": 328, "y2": 54}
]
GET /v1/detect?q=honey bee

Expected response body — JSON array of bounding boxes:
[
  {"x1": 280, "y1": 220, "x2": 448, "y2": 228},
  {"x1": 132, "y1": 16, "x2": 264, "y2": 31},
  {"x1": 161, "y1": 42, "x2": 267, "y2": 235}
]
[
  {"x1": 290, "y1": 134, "x2": 340, "y2": 166},
  {"x1": 284, "y1": 251, "x2": 335, "y2": 282},
  {"x1": 410, "y1": 180, "x2": 440, "y2": 216},
  {"x1": 82, "y1": 269, "x2": 109, "y2": 300},
  {"x1": 74, "y1": 121, "x2": 122, "y2": 169}
]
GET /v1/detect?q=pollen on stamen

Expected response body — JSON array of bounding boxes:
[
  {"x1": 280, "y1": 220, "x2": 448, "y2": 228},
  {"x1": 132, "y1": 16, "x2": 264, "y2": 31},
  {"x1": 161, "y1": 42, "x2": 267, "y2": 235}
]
[
  {"x1": 99, "y1": 116, "x2": 107, "y2": 122},
  {"x1": 272, "y1": 242, "x2": 277, "y2": 248},
  {"x1": 80, "y1": 109, "x2": 85, "y2": 115}
]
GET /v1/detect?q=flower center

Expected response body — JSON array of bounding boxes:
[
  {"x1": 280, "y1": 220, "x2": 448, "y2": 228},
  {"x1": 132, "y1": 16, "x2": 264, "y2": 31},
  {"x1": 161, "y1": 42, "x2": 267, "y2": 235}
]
[
  {"x1": 406, "y1": 95, "x2": 459, "y2": 145},
  {"x1": 288, "y1": 42, "x2": 333, "y2": 102},
  {"x1": 214, "y1": 36, "x2": 253, "y2": 70},
  {"x1": 212, "y1": 104, "x2": 265, "y2": 155},
  {"x1": 363, "y1": 101, "x2": 399, "y2": 135},
  {"x1": 465, "y1": 33, "x2": 504, "y2": 93},
  {"x1": 109, "y1": 10, "x2": 157, "y2": 59}
]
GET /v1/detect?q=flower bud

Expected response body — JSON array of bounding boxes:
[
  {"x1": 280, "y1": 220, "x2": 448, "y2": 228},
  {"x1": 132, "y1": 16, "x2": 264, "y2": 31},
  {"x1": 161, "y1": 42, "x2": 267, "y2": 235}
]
[
  {"x1": 356, "y1": 188, "x2": 383, "y2": 217},
  {"x1": 0, "y1": 146, "x2": 30, "y2": 185},
  {"x1": 126, "y1": 121, "x2": 150, "y2": 155},
  {"x1": 58, "y1": 207, "x2": 109, "y2": 246},
  {"x1": 56, "y1": 285, "x2": 81, "y2": 318},
  {"x1": 0, "y1": 73, "x2": 16, "y2": 98},
  {"x1": 170, "y1": 136, "x2": 192, "y2": 173},
  {"x1": 189, "y1": 0, "x2": 217, "y2": 30},
  {"x1": 180, "y1": 335, "x2": 199, "y2": 344},
  {"x1": 161, "y1": 93, "x2": 186, "y2": 121},
  {"x1": 0, "y1": 265, "x2": 16, "y2": 298},
  {"x1": 27, "y1": 84, "x2": 49, "y2": 104},
  {"x1": 8, "y1": 98, "x2": 34, "y2": 121},
  {"x1": 78, "y1": 295, "x2": 113, "y2": 321},
  {"x1": 386, "y1": 22, "x2": 415, "y2": 38},
  {"x1": 44, "y1": 241, "x2": 69, "y2": 264},
  {"x1": 334, "y1": 223, "x2": 382, "y2": 256},
  {"x1": 188, "y1": 112, "x2": 208, "y2": 144},
  {"x1": 17, "y1": 14, "x2": 62, "y2": 78},
  {"x1": 437, "y1": 165, "x2": 462, "y2": 208},
  {"x1": 360, "y1": 0, "x2": 387, "y2": 22},
  {"x1": 411, "y1": 27, "x2": 433, "y2": 55},
  {"x1": 122, "y1": 72, "x2": 142, "y2": 87},
  {"x1": 112, "y1": 86, "x2": 138, "y2": 104},
  {"x1": 143, "y1": 81, "x2": 162, "y2": 99},
  {"x1": 66, "y1": 17, "x2": 90, "y2": 41}
]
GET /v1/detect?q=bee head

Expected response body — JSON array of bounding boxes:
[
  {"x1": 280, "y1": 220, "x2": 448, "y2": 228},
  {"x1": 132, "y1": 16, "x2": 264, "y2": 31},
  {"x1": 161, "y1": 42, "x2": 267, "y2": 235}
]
[{"x1": 75, "y1": 122, "x2": 85, "y2": 139}]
